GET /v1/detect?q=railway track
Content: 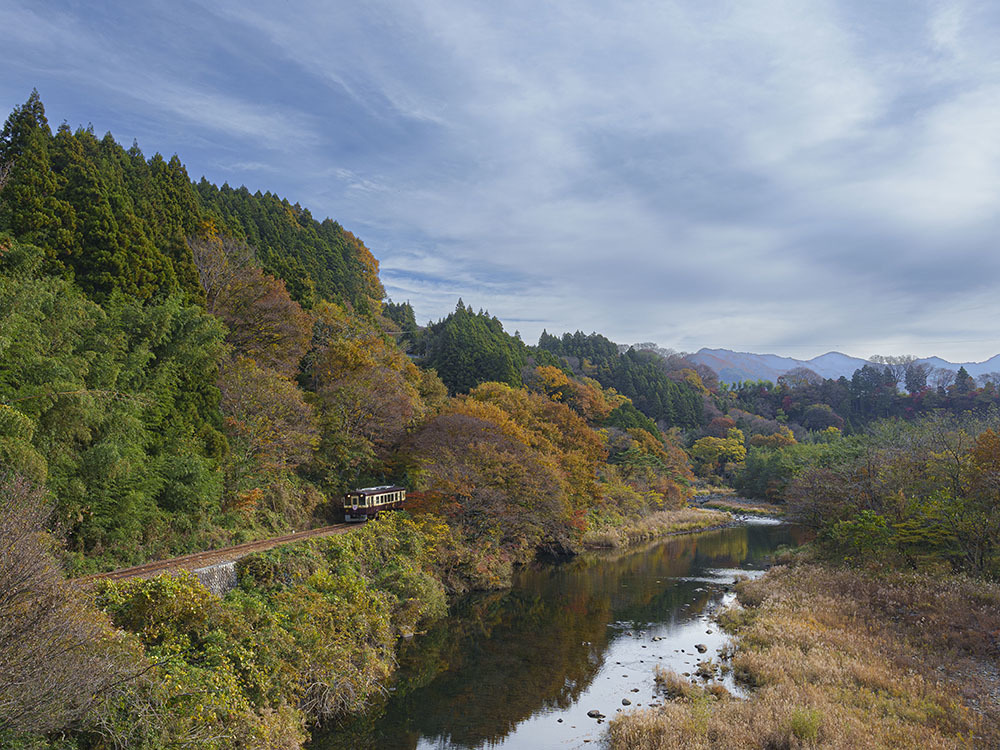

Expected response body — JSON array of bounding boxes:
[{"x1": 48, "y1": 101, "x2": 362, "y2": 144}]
[{"x1": 76, "y1": 522, "x2": 355, "y2": 585}]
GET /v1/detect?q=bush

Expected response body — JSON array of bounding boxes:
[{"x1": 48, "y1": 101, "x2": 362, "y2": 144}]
[{"x1": 0, "y1": 473, "x2": 131, "y2": 739}]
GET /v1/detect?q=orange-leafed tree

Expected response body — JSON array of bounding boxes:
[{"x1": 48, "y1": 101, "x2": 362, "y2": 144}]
[
  {"x1": 462, "y1": 382, "x2": 607, "y2": 508},
  {"x1": 525, "y1": 366, "x2": 621, "y2": 424},
  {"x1": 404, "y1": 412, "x2": 568, "y2": 559}
]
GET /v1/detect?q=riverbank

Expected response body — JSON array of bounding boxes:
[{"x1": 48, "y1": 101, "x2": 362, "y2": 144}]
[
  {"x1": 312, "y1": 520, "x2": 802, "y2": 749},
  {"x1": 79, "y1": 505, "x2": 735, "y2": 749},
  {"x1": 580, "y1": 507, "x2": 731, "y2": 549},
  {"x1": 607, "y1": 562, "x2": 1000, "y2": 749}
]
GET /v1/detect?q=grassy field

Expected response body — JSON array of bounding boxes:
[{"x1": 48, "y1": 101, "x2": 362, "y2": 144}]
[
  {"x1": 607, "y1": 563, "x2": 1000, "y2": 749},
  {"x1": 581, "y1": 507, "x2": 731, "y2": 549}
]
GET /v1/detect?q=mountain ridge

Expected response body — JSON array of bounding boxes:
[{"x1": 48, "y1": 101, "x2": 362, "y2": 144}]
[{"x1": 688, "y1": 347, "x2": 1000, "y2": 384}]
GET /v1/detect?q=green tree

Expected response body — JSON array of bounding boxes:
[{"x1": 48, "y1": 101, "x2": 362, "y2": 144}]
[
  {"x1": 690, "y1": 428, "x2": 746, "y2": 477},
  {"x1": 953, "y1": 366, "x2": 975, "y2": 394},
  {"x1": 0, "y1": 91, "x2": 76, "y2": 261},
  {"x1": 420, "y1": 302, "x2": 527, "y2": 394}
]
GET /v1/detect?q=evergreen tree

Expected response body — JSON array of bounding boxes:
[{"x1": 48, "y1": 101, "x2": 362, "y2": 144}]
[
  {"x1": 421, "y1": 302, "x2": 527, "y2": 393},
  {"x1": 0, "y1": 91, "x2": 77, "y2": 262},
  {"x1": 954, "y1": 366, "x2": 975, "y2": 394}
]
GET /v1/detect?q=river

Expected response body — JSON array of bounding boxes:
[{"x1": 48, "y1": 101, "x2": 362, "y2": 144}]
[{"x1": 312, "y1": 519, "x2": 808, "y2": 750}]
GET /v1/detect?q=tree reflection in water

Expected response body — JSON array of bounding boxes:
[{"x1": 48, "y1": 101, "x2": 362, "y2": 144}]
[{"x1": 313, "y1": 523, "x2": 807, "y2": 750}]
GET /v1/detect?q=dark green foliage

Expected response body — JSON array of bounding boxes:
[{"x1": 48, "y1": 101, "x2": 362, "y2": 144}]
[
  {"x1": 418, "y1": 301, "x2": 527, "y2": 394},
  {"x1": 0, "y1": 94, "x2": 201, "y2": 301},
  {"x1": 954, "y1": 366, "x2": 974, "y2": 394},
  {"x1": 539, "y1": 331, "x2": 704, "y2": 428},
  {"x1": 195, "y1": 181, "x2": 384, "y2": 311},
  {"x1": 1, "y1": 93, "x2": 383, "y2": 315},
  {"x1": 382, "y1": 298, "x2": 419, "y2": 350},
  {"x1": 538, "y1": 329, "x2": 619, "y2": 364},
  {"x1": 0, "y1": 91, "x2": 77, "y2": 261},
  {"x1": 733, "y1": 438, "x2": 861, "y2": 501},
  {"x1": 383, "y1": 299, "x2": 418, "y2": 337},
  {"x1": 603, "y1": 401, "x2": 659, "y2": 436}
]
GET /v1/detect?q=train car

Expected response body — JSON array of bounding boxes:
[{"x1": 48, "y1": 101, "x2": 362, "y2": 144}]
[{"x1": 343, "y1": 485, "x2": 406, "y2": 522}]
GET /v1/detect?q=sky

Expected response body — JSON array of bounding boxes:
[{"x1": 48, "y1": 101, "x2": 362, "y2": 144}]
[{"x1": 3, "y1": 0, "x2": 1000, "y2": 362}]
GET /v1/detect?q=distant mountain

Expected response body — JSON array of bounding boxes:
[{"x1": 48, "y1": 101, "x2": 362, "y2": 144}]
[
  {"x1": 915, "y1": 355, "x2": 1000, "y2": 378},
  {"x1": 688, "y1": 348, "x2": 1000, "y2": 385},
  {"x1": 687, "y1": 349, "x2": 868, "y2": 384}
]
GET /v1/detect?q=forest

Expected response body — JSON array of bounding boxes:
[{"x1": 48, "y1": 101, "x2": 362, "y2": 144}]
[{"x1": 2, "y1": 92, "x2": 999, "y2": 749}]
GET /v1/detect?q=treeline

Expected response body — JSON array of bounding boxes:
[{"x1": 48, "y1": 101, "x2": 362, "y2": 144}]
[
  {"x1": 538, "y1": 331, "x2": 706, "y2": 428},
  {"x1": 413, "y1": 300, "x2": 529, "y2": 393},
  {"x1": 729, "y1": 411, "x2": 1000, "y2": 577},
  {"x1": 672, "y1": 357, "x2": 1000, "y2": 488},
  {"x1": 724, "y1": 361, "x2": 1000, "y2": 435}
]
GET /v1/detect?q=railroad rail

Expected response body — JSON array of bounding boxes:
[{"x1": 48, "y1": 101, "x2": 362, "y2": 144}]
[{"x1": 76, "y1": 523, "x2": 354, "y2": 585}]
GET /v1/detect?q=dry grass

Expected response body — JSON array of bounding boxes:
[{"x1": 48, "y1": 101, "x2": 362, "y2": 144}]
[
  {"x1": 702, "y1": 499, "x2": 784, "y2": 517},
  {"x1": 693, "y1": 484, "x2": 737, "y2": 497},
  {"x1": 581, "y1": 508, "x2": 731, "y2": 549},
  {"x1": 608, "y1": 564, "x2": 1000, "y2": 749}
]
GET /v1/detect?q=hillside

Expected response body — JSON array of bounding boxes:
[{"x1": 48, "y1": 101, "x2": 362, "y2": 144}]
[{"x1": 0, "y1": 91, "x2": 383, "y2": 313}]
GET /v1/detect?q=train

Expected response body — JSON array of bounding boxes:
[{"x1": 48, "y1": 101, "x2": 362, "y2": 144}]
[{"x1": 343, "y1": 485, "x2": 406, "y2": 522}]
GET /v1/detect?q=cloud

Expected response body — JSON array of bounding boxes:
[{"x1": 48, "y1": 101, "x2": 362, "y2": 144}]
[
  {"x1": 0, "y1": 3, "x2": 320, "y2": 151},
  {"x1": 4, "y1": 0, "x2": 1000, "y2": 361}
]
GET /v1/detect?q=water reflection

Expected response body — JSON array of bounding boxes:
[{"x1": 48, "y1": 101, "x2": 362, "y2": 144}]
[{"x1": 312, "y1": 521, "x2": 807, "y2": 750}]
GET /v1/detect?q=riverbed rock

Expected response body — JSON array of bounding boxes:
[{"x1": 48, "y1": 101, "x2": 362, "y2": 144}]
[
  {"x1": 695, "y1": 661, "x2": 714, "y2": 679},
  {"x1": 587, "y1": 709, "x2": 604, "y2": 719},
  {"x1": 622, "y1": 698, "x2": 632, "y2": 705},
  {"x1": 695, "y1": 643, "x2": 708, "y2": 653}
]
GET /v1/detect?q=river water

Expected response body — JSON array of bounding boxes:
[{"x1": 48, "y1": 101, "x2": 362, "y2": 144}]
[{"x1": 313, "y1": 519, "x2": 807, "y2": 750}]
